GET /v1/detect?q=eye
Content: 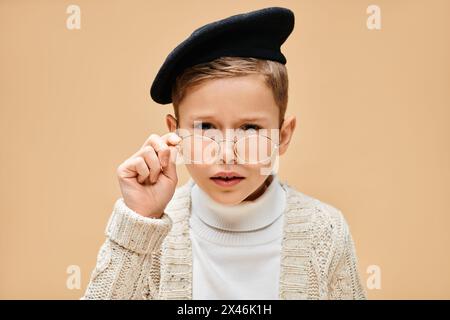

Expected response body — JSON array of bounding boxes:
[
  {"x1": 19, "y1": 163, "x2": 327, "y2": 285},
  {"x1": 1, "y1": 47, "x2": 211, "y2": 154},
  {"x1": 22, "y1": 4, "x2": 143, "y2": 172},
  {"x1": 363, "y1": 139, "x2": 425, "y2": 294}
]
[
  {"x1": 194, "y1": 122, "x2": 215, "y2": 130},
  {"x1": 240, "y1": 123, "x2": 261, "y2": 131}
]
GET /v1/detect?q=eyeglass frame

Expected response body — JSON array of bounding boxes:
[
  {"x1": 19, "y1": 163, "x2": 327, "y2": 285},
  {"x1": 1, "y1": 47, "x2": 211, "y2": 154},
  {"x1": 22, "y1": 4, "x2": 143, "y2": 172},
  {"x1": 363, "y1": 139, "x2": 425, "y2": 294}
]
[{"x1": 174, "y1": 128, "x2": 281, "y2": 165}]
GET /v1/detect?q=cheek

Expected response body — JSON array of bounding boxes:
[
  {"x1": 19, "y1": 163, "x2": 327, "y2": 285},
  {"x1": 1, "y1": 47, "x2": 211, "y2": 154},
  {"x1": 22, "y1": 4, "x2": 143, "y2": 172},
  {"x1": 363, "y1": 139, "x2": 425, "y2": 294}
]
[
  {"x1": 185, "y1": 164, "x2": 210, "y2": 178},
  {"x1": 242, "y1": 163, "x2": 271, "y2": 178},
  {"x1": 239, "y1": 165, "x2": 269, "y2": 190}
]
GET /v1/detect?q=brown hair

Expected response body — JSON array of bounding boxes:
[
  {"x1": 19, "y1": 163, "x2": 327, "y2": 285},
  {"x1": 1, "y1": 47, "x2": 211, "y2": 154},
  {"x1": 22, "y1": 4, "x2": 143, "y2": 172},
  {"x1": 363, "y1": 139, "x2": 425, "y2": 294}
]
[{"x1": 171, "y1": 56, "x2": 288, "y2": 127}]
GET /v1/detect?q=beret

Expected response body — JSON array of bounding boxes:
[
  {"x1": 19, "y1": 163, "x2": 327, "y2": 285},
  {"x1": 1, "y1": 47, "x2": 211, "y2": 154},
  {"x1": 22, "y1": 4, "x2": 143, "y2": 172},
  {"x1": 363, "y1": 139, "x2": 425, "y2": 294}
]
[{"x1": 150, "y1": 6, "x2": 295, "y2": 105}]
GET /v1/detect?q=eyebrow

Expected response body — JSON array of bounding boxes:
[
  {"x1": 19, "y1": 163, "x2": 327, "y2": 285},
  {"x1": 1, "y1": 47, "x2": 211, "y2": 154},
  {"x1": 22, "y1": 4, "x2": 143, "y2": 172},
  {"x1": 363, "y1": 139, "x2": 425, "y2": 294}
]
[{"x1": 188, "y1": 114, "x2": 268, "y2": 123}]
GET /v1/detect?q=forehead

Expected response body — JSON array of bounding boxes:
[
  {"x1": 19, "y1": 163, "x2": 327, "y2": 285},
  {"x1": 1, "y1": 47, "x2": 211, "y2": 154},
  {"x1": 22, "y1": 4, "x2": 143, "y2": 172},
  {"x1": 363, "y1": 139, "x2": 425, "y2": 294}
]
[{"x1": 177, "y1": 74, "x2": 279, "y2": 122}]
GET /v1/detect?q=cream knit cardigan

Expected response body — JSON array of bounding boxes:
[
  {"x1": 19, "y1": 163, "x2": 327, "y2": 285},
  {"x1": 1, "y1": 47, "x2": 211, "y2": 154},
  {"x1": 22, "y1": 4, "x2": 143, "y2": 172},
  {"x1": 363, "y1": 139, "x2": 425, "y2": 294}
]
[{"x1": 82, "y1": 179, "x2": 367, "y2": 300}]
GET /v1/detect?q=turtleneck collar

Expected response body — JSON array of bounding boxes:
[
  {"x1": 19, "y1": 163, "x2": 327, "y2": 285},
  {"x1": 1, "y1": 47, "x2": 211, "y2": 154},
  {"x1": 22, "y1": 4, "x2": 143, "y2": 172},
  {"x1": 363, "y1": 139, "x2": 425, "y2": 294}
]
[{"x1": 190, "y1": 175, "x2": 286, "y2": 233}]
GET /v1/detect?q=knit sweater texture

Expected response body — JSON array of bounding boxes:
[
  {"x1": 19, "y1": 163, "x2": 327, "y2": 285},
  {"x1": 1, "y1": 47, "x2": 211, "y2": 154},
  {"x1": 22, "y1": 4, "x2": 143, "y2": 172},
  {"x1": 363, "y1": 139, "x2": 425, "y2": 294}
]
[{"x1": 82, "y1": 178, "x2": 367, "y2": 300}]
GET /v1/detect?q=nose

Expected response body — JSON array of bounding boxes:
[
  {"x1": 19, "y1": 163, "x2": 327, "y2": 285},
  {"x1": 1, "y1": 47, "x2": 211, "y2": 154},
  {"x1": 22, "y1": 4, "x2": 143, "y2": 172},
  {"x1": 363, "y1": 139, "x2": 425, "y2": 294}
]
[{"x1": 219, "y1": 139, "x2": 237, "y2": 164}]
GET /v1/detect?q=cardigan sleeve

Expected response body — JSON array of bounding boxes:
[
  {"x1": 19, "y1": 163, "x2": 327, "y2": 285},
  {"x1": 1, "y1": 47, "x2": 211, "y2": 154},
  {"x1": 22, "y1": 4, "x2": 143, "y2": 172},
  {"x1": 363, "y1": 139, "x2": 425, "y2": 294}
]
[
  {"x1": 328, "y1": 219, "x2": 367, "y2": 300},
  {"x1": 81, "y1": 198, "x2": 172, "y2": 300}
]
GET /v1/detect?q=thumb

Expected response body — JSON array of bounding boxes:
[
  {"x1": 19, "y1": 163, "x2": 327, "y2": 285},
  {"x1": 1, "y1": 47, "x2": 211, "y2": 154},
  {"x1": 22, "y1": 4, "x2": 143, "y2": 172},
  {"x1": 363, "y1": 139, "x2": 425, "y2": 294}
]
[{"x1": 162, "y1": 145, "x2": 178, "y2": 182}]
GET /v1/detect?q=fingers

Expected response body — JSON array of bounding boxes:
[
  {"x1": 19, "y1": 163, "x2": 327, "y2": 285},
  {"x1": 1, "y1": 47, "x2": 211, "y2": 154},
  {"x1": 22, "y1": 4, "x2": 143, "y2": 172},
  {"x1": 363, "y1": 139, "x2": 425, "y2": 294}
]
[
  {"x1": 140, "y1": 146, "x2": 161, "y2": 184},
  {"x1": 118, "y1": 132, "x2": 181, "y2": 185},
  {"x1": 133, "y1": 157, "x2": 150, "y2": 184},
  {"x1": 117, "y1": 156, "x2": 149, "y2": 183},
  {"x1": 140, "y1": 132, "x2": 182, "y2": 169},
  {"x1": 165, "y1": 132, "x2": 183, "y2": 145},
  {"x1": 161, "y1": 145, "x2": 179, "y2": 183},
  {"x1": 140, "y1": 132, "x2": 181, "y2": 149}
]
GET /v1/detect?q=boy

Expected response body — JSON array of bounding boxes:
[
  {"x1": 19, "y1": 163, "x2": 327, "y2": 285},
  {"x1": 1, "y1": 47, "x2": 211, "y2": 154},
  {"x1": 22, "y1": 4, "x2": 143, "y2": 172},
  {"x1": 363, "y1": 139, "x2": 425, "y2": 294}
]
[{"x1": 82, "y1": 7, "x2": 366, "y2": 300}]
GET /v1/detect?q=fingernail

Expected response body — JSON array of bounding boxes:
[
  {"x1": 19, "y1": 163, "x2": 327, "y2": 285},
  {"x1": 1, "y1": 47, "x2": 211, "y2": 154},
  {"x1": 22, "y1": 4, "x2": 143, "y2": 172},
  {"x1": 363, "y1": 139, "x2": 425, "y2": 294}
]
[{"x1": 173, "y1": 134, "x2": 182, "y2": 143}]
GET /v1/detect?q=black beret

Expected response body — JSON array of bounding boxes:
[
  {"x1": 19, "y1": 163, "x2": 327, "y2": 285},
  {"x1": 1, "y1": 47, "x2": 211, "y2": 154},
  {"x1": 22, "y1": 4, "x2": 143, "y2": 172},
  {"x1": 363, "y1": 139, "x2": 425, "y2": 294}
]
[{"x1": 150, "y1": 6, "x2": 295, "y2": 105}]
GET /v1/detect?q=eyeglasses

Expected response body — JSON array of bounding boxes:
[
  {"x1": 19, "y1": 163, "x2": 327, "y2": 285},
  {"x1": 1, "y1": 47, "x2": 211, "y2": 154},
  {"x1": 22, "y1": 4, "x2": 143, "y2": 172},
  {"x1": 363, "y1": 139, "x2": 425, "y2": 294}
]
[{"x1": 175, "y1": 130, "x2": 280, "y2": 165}]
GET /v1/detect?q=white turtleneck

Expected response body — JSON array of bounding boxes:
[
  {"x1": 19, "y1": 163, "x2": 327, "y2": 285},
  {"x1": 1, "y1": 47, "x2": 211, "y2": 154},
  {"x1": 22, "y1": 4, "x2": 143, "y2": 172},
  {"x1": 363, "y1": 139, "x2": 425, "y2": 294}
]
[{"x1": 189, "y1": 175, "x2": 286, "y2": 300}]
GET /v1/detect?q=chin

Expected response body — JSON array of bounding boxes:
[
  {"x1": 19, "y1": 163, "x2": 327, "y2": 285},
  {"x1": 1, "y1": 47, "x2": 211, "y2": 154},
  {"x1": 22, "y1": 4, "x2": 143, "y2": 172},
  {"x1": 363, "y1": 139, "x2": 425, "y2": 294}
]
[{"x1": 209, "y1": 190, "x2": 246, "y2": 206}]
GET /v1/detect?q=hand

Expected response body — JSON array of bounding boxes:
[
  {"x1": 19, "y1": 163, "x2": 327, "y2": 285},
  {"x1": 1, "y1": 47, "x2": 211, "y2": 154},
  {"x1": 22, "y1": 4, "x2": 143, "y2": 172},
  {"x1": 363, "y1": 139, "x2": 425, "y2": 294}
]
[{"x1": 116, "y1": 132, "x2": 181, "y2": 218}]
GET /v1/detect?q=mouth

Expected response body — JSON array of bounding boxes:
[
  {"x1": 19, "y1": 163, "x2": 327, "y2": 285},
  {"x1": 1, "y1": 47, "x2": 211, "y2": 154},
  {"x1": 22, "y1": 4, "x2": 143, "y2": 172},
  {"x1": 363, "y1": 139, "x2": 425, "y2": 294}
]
[{"x1": 210, "y1": 172, "x2": 245, "y2": 187}]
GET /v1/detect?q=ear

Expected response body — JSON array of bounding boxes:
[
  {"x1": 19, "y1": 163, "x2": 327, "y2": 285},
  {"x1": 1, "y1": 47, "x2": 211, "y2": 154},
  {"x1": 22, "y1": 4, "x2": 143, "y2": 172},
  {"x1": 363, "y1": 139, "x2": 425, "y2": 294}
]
[
  {"x1": 166, "y1": 114, "x2": 178, "y2": 132},
  {"x1": 278, "y1": 115, "x2": 297, "y2": 156}
]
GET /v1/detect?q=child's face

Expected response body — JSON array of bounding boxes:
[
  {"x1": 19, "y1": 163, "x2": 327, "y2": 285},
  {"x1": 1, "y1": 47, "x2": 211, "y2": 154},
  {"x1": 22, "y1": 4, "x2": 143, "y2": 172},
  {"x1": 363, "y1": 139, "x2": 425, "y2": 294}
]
[{"x1": 167, "y1": 74, "x2": 296, "y2": 205}]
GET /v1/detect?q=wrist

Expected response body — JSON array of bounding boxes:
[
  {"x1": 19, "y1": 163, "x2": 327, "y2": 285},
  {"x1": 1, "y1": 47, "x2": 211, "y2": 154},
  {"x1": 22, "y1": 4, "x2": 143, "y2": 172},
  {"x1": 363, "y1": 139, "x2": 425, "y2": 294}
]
[{"x1": 131, "y1": 207, "x2": 163, "y2": 219}]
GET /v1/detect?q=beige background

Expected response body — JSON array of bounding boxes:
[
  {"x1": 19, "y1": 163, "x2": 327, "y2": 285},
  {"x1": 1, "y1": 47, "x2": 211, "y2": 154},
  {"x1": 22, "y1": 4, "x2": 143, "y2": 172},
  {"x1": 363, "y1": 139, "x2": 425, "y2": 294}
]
[{"x1": 1, "y1": 0, "x2": 449, "y2": 299}]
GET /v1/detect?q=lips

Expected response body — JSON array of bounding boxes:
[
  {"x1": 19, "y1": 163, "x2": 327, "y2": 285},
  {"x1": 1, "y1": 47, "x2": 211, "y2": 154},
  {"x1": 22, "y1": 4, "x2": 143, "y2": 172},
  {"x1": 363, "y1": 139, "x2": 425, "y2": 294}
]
[
  {"x1": 210, "y1": 171, "x2": 245, "y2": 187},
  {"x1": 211, "y1": 171, "x2": 244, "y2": 179}
]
